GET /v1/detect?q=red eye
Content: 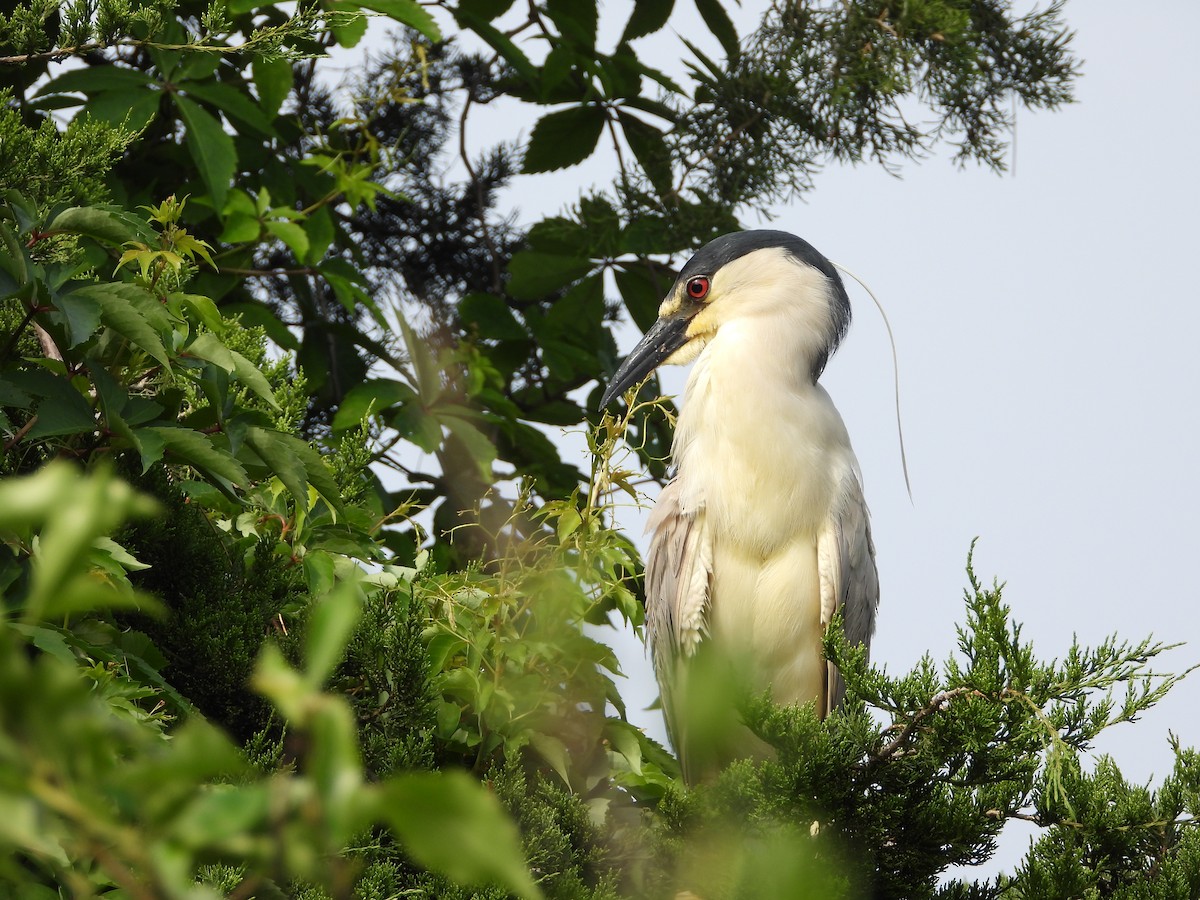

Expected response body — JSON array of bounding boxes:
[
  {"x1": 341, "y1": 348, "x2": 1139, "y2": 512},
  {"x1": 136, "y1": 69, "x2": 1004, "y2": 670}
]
[{"x1": 686, "y1": 276, "x2": 710, "y2": 300}]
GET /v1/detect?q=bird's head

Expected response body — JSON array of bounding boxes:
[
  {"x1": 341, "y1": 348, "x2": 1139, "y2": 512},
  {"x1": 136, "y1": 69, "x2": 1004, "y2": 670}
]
[{"x1": 600, "y1": 230, "x2": 851, "y2": 407}]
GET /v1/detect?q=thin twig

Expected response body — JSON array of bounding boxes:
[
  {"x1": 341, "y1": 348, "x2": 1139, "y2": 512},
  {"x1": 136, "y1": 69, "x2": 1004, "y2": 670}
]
[{"x1": 871, "y1": 686, "x2": 976, "y2": 764}]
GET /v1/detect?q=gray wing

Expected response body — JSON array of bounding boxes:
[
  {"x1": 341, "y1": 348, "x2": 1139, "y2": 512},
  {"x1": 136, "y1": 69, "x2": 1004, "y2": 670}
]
[
  {"x1": 818, "y1": 468, "x2": 879, "y2": 714},
  {"x1": 644, "y1": 479, "x2": 712, "y2": 752}
]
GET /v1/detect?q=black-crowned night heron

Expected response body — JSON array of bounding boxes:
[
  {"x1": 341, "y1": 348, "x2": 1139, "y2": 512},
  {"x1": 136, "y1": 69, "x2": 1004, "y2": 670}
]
[{"x1": 600, "y1": 230, "x2": 879, "y2": 782}]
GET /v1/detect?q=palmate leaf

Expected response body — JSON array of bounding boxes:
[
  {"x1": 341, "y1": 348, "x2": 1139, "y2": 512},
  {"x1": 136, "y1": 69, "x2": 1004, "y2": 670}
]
[
  {"x1": 522, "y1": 105, "x2": 607, "y2": 173},
  {"x1": 244, "y1": 427, "x2": 344, "y2": 512}
]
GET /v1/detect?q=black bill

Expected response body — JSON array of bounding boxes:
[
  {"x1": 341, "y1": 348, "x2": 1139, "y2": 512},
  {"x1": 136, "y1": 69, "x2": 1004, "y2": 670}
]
[{"x1": 600, "y1": 313, "x2": 692, "y2": 408}]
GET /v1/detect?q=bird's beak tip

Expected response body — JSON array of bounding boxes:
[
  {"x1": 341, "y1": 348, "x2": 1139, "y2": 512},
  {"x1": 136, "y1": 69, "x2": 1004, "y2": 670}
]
[{"x1": 598, "y1": 314, "x2": 691, "y2": 413}]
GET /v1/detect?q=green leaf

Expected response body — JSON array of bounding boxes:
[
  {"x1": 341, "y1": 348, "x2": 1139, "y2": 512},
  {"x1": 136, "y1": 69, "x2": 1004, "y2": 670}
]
[
  {"x1": 172, "y1": 293, "x2": 225, "y2": 332},
  {"x1": 507, "y1": 251, "x2": 594, "y2": 300},
  {"x1": 441, "y1": 415, "x2": 495, "y2": 481},
  {"x1": 614, "y1": 260, "x2": 675, "y2": 329},
  {"x1": 36, "y1": 65, "x2": 154, "y2": 97},
  {"x1": 129, "y1": 426, "x2": 166, "y2": 473},
  {"x1": 47, "y1": 206, "x2": 137, "y2": 245},
  {"x1": 304, "y1": 583, "x2": 363, "y2": 685},
  {"x1": 52, "y1": 292, "x2": 103, "y2": 347},
  {"x1": 146, "y1": 427, "x2": 247, "y2": 486},
  {"x1": 11, "y1": 371, "x2": 95, "y2": 440},
  {"x1": 81, "y1": 89, "x2": 160, "y2": 132},
  {"x1": 459, "y1": 293, "x2": 526, "y2": 341},
  {"x1": 304, "y1": 205, "x2": 335, "y2": 264},
  {"x1": 229, "y1": 350, "x2": 282, "y2": 411},
  {"x1": 694, "y1": 0, "x2": 739, "y2": 60},
  {"x1": 522, "y1": 104, "x2": 607, "y2": 173},
  {"x1": 379, "y1": 772, "x2": 540, "y2": 900},
  {"x1": 68, "y1": 283, "x2": 171, "y2": 369},
  {"x1": 175, "y1": 96, "x2": 237, "y2": 210},
  {"x1": 618, "y1": 111, "x2": 674, "y2": 196},
  {"x1": 253, "y1": 56, "x2": 294, "y2": 118},
  {"x1": 170, "y1": 784, "x2": 270, "y2": 849},
  {"x1": 456, "y1": 0, "x2": 515, "y2": 20},
  {"x1": 353, "y1": 0, "x2": 442, "y2": 40},
  {"x1": 265, "y1": 220, "x2": 309, "y2": 261},
  {"x1": 330, "y1": 5, "x2": 369, "y2": 47},
  {"x1": 304, "y1": 550, "x2": 336, "y2": 596},
  {"x1": 218, "y1": 212, "x2": 261, "y2": 243},
  {"x1": 187, "y1": 331, "x2": 237, "y2": 372},
  {"x1": 546, "y1": 0, "x2": 597, "y2": 47},
  {"x1": 244, "y1": 427, "x2": 343, "y2": 511},
  {"x1": 179, "y1": 80, "x2": 276, "y2": 138},
  {"x1": 331, "y1": 379, "x2": 418, "y2": 431},
  {"x1": 455, "y1": 10, "x2": 538, "y2": 84},
  {"x1": 622, "y1": 0, "x2": 675, "y2": 41}
]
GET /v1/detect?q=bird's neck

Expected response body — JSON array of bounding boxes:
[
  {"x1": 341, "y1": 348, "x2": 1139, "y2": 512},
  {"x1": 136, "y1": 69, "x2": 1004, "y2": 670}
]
[{"x1": 670, "y1": 319, "x2": 852, "y2": 549}]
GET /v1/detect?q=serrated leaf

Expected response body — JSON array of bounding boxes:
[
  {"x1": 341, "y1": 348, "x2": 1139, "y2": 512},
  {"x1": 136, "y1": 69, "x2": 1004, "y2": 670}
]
[
  {"x1": 68, "y1": 283, "x2": 171, "y2": 369},
  {"x1": 52, "y1": 292, "x2": 103, "y2": 347},
  {"x1": 244, "y1": 426, "x2": 306, "y2": 503},
  {"x1": 455, "y1": 10, "x2": 538, "y2": 83},
  {"x1": 556, "y1": 506, "x2": 582, "y2": 541},
  {"x1": 507, "y1": 251, "x2": 593, "y2": 301},
  {"x1": 546, "y1": 0, "x2": 597, "y2": 47},
  {"x1": 22, "y1": 375, "x2": 95, "y2": 440},
  {"x1": 456, "y1": 0, "x2": 514, "y2": 20},
  {"x1": 694, "y1": 0, "x2": 739, "y2": 60},
  {"x1": 622, "y1": 0, "x2": 675, "y2": 41},
  {"x1": 618, "y1": 111, "x2": 674, "y2": 196},
  {"x1": 48, "y1": 206, "x2": 137, "y2": 245},
  {"x1": 36, "y1": 65, "x2": 154, "y2": 97},
  {"x1": 330, "y1": 4, "x2": 369, "y2": 47},
  {"x1": 187, "y1": 331, "x2": 237, "y2": 372},
  {"x1": 304, "y1": 206, "x2": 335, "y2": 264},
  {"x1": 229, "y1": 350, "x2": 282, "y2": 411},
  {"x1": 523, "y1": 105, "x2": 607, "y2": 173},
  {"x1": 147, "y1": 427, "x2": 247, "y2": 486},
  {"x1": 253, "y1": 55, "x2": 293, "y2": 118},
  {"x1": 81, "y1": 89, "x2": 160, "y2": 132},
  {"x1": 304, "y1": 551, "x2": 336, "y2": 597},
  {"x1": 130, "y1": 426, "x2": 166, "y2": 473},
  {"x1": 379, "y1": 772, "x2": 539, "y2": 900},
  {"x1": 353, "y1": 0, "x2": 441, "y2": 40},
  {"x1": 175, "y1": 96, "x2": 236, "y2": 210},
  {"x1": 245, "y1": 427, "x2": 343, "y2": 511},
  {"x1": 172, "y1": 293, "x2": 225, "y2": 331}
]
